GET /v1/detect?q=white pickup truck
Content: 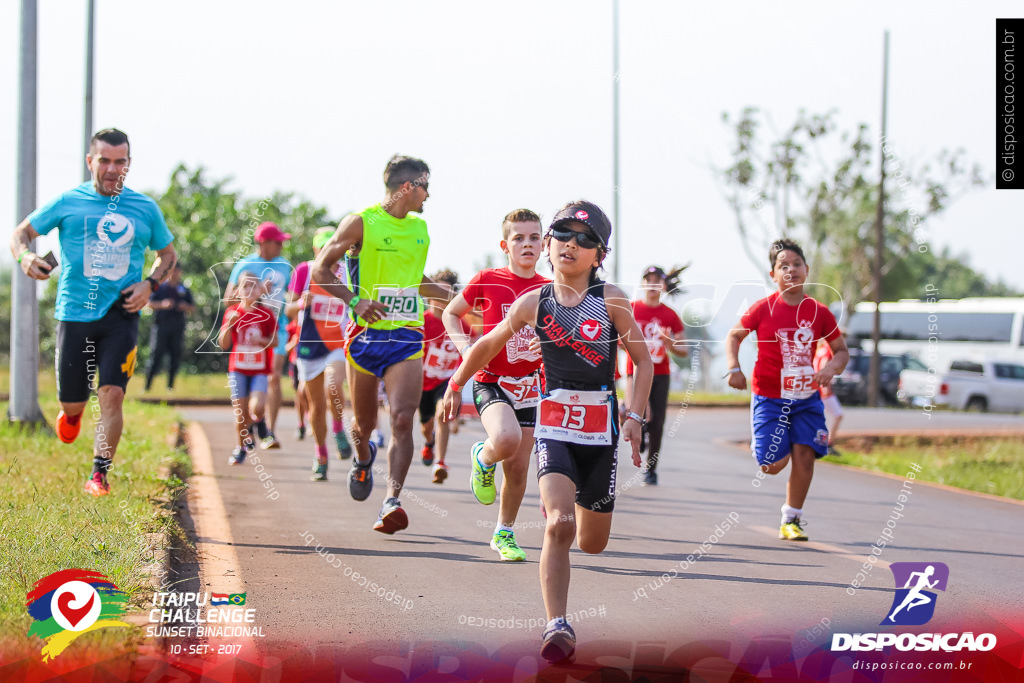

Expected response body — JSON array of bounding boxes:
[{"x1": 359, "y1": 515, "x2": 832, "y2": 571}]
[{"x1": 898, "y1": 359, "x2": 1024, "y2": 413}]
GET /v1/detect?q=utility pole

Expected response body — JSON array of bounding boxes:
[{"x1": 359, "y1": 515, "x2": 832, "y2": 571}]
[
  {"x1": 10, "y1": 0, "x2": 45, "y2": 425},
  {"x1": 868, "y1": 30, "x2": 889, "y2": 408},
  {"x1": 612, "y1": 0, "x2": 621, "y2": 285},
  {"x1": 83, "y1": 0, "x2": 95, "y2": 178}
]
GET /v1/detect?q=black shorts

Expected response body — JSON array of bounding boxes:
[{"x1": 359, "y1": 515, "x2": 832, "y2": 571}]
[
  {"x1": 419, "y1": 382, "x2": 447, "y2": 424},
  {"x1": 473, "y1": 380, "x2": 536, "y2": 428},
  {"x1": 536, "y1": 438, "x2": 618, "y2": 513},
  {"x1": 55, "y1": 307, "x2": 140, "y2": 403}
]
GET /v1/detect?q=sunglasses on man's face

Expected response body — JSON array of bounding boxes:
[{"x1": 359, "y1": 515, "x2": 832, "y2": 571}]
[{"x1": 550, "y1": 227, "x2": 602, "y2": 250}]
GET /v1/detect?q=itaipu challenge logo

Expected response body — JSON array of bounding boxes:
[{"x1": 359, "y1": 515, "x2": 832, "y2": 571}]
[{"x1": 26, "y1": 569, "x2": 130, "y2": 661}]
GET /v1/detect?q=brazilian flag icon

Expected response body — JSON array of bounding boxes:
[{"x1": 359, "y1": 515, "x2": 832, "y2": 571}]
[{"x1": 228, "y1": 593, "x2": 247, "y2": 605}]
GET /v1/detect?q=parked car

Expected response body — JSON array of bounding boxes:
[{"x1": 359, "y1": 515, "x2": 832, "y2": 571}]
[
  {"x1": 899, "y1": 359, "x2": 1024, "y2": 412},
  {"x1": 832, "y1": 349, "x2": 927, "y2": 406}
]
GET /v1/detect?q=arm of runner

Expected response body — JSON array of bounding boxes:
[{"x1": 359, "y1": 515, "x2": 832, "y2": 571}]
[
  {"x1": 441, "y1": 290, "x2": 540, "y2": 422},
  {"x1": 123, "y1": 243, "x2": 177, "y2": 313},
  {"x1": 284, "y1": 290, "x2": 305, "y2": 321},
  {"x1": 660, "y1": 328, "x2": 689, "y2": 357},
  {"x1": 217, "y1": 311, "x2": 239, "y2": 350},
  {"x1": 419, "y1": 274, "x2": 452, "y2": 301},
  {"x1": 310, "y1": 214, "x2": 388, "y2": 323},
  {"x1": 10, "y1": 219, "x2": 52, "y2": 281},
  {"x1": 441, "y1": 292, "x2": 474, "y2": 355},
  {"x1": 606, "y1": 284, "x2": 653, "y2": 468},
  {"x1": 814, "y1": 333, "x2": 850, "y2": 388},
  {"x1": 724, "y1": 323, "x2": 751, "y2": 391}
]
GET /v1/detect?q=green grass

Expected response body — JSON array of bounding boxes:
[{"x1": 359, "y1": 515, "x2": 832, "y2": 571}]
[
  {"x1": 0, "y1": 397, "x2": 191, "y2": 657},
  {"x1": 826, "y1": 437, "x2": 1024, "y2": 500},
  {"x1": 669, "y1": 390, "x2": 750, "y2": 405}
]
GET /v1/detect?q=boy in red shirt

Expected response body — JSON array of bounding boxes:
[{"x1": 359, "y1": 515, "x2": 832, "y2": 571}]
[
  {"x1": 624, "y1": 265, "x2": 688, "y2": 485},
  {"x1": 443, "y1": 209, "x2": 550, "y2": 561},
  {"x1": 725, "y1": 239, "x2": 848, "y2": 541},
  {"x1": 219, "y1": 272, "x2": 278, "y2": 465},
  {"x1": 420, "y1": 269, "x2": 470, "y2": 483}
]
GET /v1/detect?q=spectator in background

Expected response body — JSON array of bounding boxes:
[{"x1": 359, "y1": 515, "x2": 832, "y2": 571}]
[{"x1": 145, "y1": 263, "x2": 194, "y2": 392}]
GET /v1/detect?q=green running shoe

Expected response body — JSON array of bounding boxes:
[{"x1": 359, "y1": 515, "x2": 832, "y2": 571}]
[
  {"x1": 490, "y1": 529, "x2": 526, "y2": 561},
  {"x1": 470, "y1": 441, "x2": 496, "y2": 505},
  {"x1": 779, "y1": 518, "x2": 808, "y2": 541}
]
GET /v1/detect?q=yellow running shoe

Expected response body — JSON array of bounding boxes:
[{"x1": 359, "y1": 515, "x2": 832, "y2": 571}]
[
  {"x1": 470, "y1": 442, "x2": 496, "y2": 505},
  {"x1": 490, "y1": 529, "x2": 526, "y2": 561},
  {"x1": 779, "y1": 518, "x2": 808, "y2": 541}
]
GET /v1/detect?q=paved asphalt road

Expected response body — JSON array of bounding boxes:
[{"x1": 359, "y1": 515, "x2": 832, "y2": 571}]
[{"x1": 175, "y1": 404, "x2": 1024, "y2": 677}]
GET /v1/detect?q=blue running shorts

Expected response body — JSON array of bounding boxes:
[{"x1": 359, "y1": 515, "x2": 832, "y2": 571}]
[
  {"x1": 346, "y1": 327, "x2": 424, "y2": 378},
  {"x1": 750, "y1": 393, "x2": 829, "y2": 467}
]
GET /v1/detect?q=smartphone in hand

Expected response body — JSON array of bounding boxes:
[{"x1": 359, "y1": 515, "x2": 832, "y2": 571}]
[{"x1": 41, "y1": 251, "x2": 58, "y2": 271}]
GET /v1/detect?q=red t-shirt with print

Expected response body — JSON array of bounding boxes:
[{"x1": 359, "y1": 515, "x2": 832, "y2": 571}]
[
  {"x1": 223, "y1": 303, "x2": 278, "y2": 375},
  {"x1": 625, "y1": 301, "x2": 684, "y2": 376},
  {"x1": 739, "y1": 292, "x2": 840, "y2": 399},
  {"x1": 461, "y1": 267, "x2": 549, "y2": 381}
]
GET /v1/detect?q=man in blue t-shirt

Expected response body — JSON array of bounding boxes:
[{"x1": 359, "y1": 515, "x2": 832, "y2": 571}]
[
  {"x1": 225, "y1": 221, "x2": 293, "y2": 449},
  {"x1": 10, "y1": 128, "x2": 177, "y2": 498}
]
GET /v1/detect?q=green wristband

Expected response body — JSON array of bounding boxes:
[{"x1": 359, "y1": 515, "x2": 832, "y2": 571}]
[
  {"x1": 17, "y1": 249, "x2": 30, "y2": 264},
  {"x1": 348, "y1": 296, "x2": 362, "y2": 310}
]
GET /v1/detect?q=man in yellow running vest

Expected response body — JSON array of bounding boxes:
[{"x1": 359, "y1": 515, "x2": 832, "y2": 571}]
[{"x1": 312, "y1": 155, "x2": 450, "y2": 534}]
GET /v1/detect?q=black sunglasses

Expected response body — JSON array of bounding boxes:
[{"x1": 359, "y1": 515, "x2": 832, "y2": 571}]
[{"x1": 550, "y1": 227, "x2": 602, "y2": 250}]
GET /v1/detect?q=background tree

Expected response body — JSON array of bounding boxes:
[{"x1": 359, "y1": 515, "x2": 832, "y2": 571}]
[{"x1": 717, "y1": 108, "x2": 998, "y2": 314}]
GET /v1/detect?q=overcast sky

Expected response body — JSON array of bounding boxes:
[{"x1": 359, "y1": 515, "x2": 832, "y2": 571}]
[{"x1": 2, "y1": 1, "x2": 1020, "y2": 335}]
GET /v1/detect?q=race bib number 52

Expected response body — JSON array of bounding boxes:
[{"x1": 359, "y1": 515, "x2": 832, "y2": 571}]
[
  {"x1": 534, "y1": 389, "x2": 613, "y2": 445},
  {"x1": 781, "y1": 366, "x2": 817, "y2": 399}
]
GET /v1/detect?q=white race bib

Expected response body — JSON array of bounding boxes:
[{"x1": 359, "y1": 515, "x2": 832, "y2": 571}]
[
  {"x1": 375, "y1": 287, "x2": 421, "y2": 322},
  {"x1": 234, "y1": 344, "x2": 267, "y2": 372},
  {"x1": 534, "y1": 389, "x2": 614, "y2": 445},
  {"x1": 781, "y1": 365, "x2": 817, "y2": 399},
  {"x1": 496, "y1": 374, "x2": 541, "y2": 410}
]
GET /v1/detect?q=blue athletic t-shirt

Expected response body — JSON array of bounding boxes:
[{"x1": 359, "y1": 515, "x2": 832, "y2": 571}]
[
  {"x1": 28, "y1": 182, "x2": 174, "y2": 322},
  {"x1": 228, "y1": 254, "x2": 292, "y2": 320}
]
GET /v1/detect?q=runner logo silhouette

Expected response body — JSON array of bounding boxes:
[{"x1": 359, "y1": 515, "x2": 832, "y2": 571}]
[{"x1": 883, "y1": 562, "x2": 949, "y2": 626}]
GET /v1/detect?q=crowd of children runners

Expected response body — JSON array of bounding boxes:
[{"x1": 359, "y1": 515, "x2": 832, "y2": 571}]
[{"x1": 21, "y1": 142, "x2": 848, "y2": 665}]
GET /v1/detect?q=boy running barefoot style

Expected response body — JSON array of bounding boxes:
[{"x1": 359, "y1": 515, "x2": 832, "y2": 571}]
[
  {"x1": 420, "y1": 269, "x2": 469, "y2": 484},
  {"x1": 219, "y1": 272, "x2": 278, "y2": 465},
  {"x1": 442, "y1": 209, "x2": 550, "y2": 561},
  {"x1": 725, "y1": 239, "x2": 848, "y2": 541},
  {"x1": 442, "y1": 201, "x2": 652, "y2": 663}
]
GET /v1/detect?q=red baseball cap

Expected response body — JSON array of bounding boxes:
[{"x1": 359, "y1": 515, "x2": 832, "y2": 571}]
[{"x1": 255, "y1": 222, "x2": 291, "y2": 243}]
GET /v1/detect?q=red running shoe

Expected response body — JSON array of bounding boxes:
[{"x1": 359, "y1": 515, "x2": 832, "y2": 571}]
[
  {"x1": 56, "y1": 411, "x2": 82, "y2": 444},
  {"x1": 84, "y1": 472, "x2": 110, "y2": 497}
]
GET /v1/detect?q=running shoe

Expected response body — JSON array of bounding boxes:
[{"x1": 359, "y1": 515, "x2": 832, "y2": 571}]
[
  {"x1": 779, "y1": 518, "x2": 809, "y2": 541},
  {"x1": 229, "y1": 447, "x2": 247, "y2": 466},
  {"x1": 311, "y1": 459, "x2": 328, "y2": 482},
  {"x1": 470, "y1": 442, "x2": 496, "y2": 505},
  {"x1": 295, "y1": 425, "x2": 306, "y2": 441},
  {"x1": 261, "y1": 433, "x2": 281, "y2": 450},
  {"x1": 827, "y1": 445, "x2": 841, "y2": 456},
  {"x1": 56, "y1": 411, "x2": 81, "y2": 444},
  {"x1": 371, "y1": 429, "x2": 385, "y2": 448},
  {"x1": 432, "y1": 461, "x2": 448, "y2": 484},
  {"x1": 490, "y1": 529, "x2": 526, "y2": 562},
  {"x1": 373, "y1": 497, "x2": 409, "y2": 534},
  {"x1": 421, "y1": 444, "x2": 435, "y2": 467},
  {"x1": 540, "y1": 619, "x2": 576, "y2": 663},
  {"x1": 335, "y1": 429, "x2": 353, "y2": 460},
  {"x1": 84, "y1": 472, "x2": 110, "y2": 497},
  {"x1": 642, "y1": 470, "x2": 658, "y2": 486},
  {"x1": 348, "y1": 441, "x2": 377, "y2": 501}
]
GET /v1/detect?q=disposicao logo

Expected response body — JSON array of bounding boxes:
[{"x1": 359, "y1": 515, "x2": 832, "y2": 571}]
[
  {"x1": 831, "y1": 561, "x2": 997, "y2": 653},
  {"x1": 26, "y1": 569, "x2": 130, "y2": 661},
  {"x1": 883, "y1": 562, "x2": 948, "y2": 626}
]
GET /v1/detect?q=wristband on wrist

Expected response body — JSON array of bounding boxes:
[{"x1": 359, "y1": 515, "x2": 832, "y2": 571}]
[
  {"x1": 146, "y1": 276, "x2": 160, "y2": 292},
  {"x1": 17, "y1": 249, "x2": 30, "y2": 264},
  {"x1": 349, "y1": 296, "x2": 362, "y2": 310},
  {"x1": 448, "y1": 377, "x2": 462, "y2": 393},
  {"x1": 722, "y1": 367, "x2": 742, "y2": 379},
  {"x1": 625, "y1": 411, "x2": 646, "y2": 425}
]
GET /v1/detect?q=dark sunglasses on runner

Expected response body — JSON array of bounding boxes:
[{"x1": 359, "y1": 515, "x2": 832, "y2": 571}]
[{"x1": 549, "y1": 228, "x2": 602, "y2": 250}]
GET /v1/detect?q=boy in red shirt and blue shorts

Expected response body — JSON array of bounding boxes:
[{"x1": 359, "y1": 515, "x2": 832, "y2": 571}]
[{"x1": 725, "y1": 239, "x2": 848, "y2": 541}]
